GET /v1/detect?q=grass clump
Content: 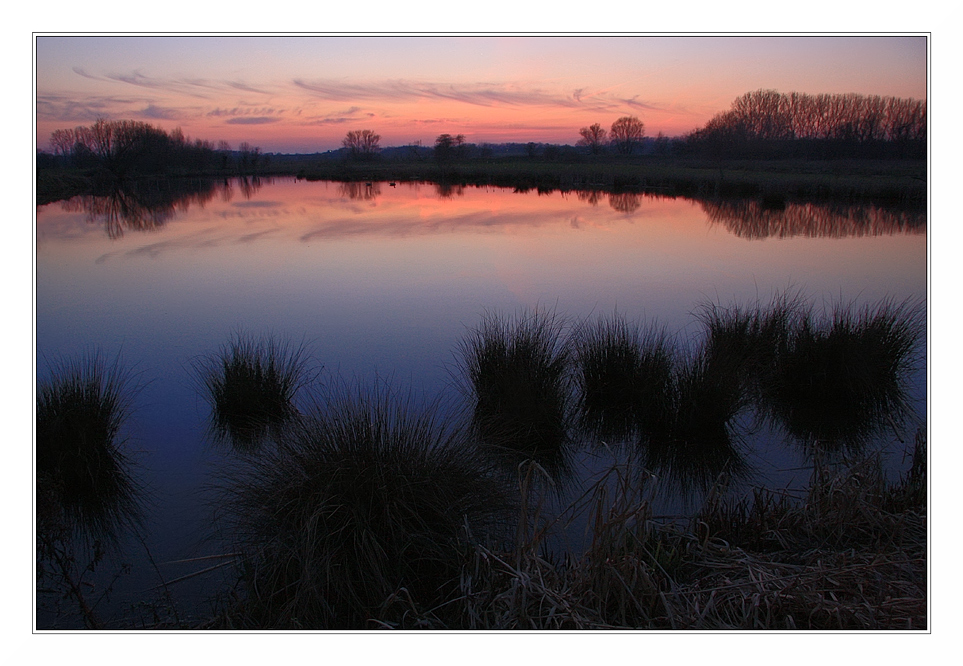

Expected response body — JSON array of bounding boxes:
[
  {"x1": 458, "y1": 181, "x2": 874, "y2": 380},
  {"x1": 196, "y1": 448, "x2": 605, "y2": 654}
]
[
  {"x1": 216, "y1": 383, "x2": 516, "y2": 629},
  {"x1": 36, "y1": 351, "x2": 144, "y2": 629},
  {"x1": 572, "y1": 314, "x2": 675, "y2": 445},
  {"x1": 696, "y1": 291, "x2": 802, "y2": 405},
  {"x1": 759, "y1": 298, "x2": 923, "y2": 457},
  {"x1": 639, "y1": 343, "x2": 751, "y2": 495},
  {"x1": 194, "y1": 333, "x2": 312, "y2": 452},
  {"x1": 456, "y1": 308, "x2": 574, "y2": 481},
  {"x1": 37, "y1": 351, "x2": 142, "y2": 545}
]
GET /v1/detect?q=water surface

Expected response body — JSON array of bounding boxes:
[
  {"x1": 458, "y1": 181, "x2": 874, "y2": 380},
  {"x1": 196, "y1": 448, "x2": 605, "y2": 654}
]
[{"x1": 35, "y1": 177, "x2": 926, "y2": 626}]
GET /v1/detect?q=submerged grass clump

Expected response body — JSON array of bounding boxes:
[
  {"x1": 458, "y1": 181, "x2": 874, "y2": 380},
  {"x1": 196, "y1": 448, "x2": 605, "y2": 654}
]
[
  {"x1": 456, "y1": 308, "x2": 574, "y2": 480},
  {"x1": 36, "y1": 351, "x2": 142, "y2": 545},
  {"x1": 218, "y1": 384, "x2": 516, "y2": 629},
  {"x1": 572, "y1": 314, "x2": 675, "y2": 445},
  {"x1": 195, "y1": 333, "x2": 312, "y2": 452},
  {"x1": 759, "y1": 298, "x2": 924, "y2": 457}
]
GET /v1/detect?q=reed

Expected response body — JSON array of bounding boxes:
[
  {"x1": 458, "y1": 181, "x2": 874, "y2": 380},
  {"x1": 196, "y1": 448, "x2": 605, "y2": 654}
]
[
  {"x1": 36, "y1": 351, "x2": 142, "y2": 546},
  {"x1": 455, "y1": 308, "x2": 575, "y2": 481},
  {"x1": 216, "y1": 383, "x2": 516, "y2": 629},
  {"x1": 194, "y1": 333, "x2": 312, "y2": 452}
]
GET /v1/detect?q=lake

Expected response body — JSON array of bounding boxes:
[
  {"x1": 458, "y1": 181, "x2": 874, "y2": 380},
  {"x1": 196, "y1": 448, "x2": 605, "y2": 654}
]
[{"x1": 35, "y1": 176, "x2": 927, "y2": 627}]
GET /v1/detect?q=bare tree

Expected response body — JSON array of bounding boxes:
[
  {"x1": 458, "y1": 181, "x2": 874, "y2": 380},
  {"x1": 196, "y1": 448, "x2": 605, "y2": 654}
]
[
  {"x1": 343, "y1": 130, "x2": 381, "y2": 159},
  {"x1": 50, "y1": 129, "x2": 76, "y2": 159},
  {"x1": 610, "y1": 116, "x2": 645, "y2": 155},
  {"x1": 577, "y1": 123, "x2": 607, "y2": 154},
  {"x1": 434, "y1": 133, "x2": 466, "y2": 162}
]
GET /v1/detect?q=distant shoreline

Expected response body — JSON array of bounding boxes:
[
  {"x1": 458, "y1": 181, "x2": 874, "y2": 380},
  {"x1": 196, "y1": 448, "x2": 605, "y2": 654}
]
[{"x1": 36, "y1": 156, "x2": 926, "y2": 210}]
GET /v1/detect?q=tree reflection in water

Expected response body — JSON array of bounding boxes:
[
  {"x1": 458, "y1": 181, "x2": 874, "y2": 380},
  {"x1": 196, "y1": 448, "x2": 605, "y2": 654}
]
[
  {"x1": 701, "y1": 199, "x2": 926, "y2": 239},
  {"x1": 60, "y1": 177, "x2": 265, "y2": 239}
]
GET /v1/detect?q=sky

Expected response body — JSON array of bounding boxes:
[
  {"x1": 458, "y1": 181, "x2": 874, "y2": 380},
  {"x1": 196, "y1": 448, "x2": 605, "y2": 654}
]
[{"x1": 34, "y1": 35, "x2": 927, "y2": 154}]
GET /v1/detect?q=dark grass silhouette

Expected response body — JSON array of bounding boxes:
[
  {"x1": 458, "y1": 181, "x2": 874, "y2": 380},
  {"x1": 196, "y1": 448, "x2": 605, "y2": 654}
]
[
  {"x1": 696, "y1": 291, "x2": 803, "y2": 408},
  {"x1": 759, "y1": 298, "x2": 924, "y2": 457},
  {"x1": 194, "y1": 333, "x2": 313, "y2": 453},
  {"x1": 455, "y1": 309, "x2": 575, "y2": 482},
  {"x1": 638, "y1": 341, "x2": 752, "y2": 495},
  {"x1": 572, "y1": 314, "x2": 675, "y2": 446},
  {"x1": 36, "y1": 351, "x2": 143, "y2": 546},
  {"x1": 216, "y1": 383, "x2": 516, "y2": 629}
]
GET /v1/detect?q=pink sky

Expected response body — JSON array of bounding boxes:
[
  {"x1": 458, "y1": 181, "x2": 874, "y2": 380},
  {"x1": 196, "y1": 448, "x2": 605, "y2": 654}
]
[{"x1": 35, "y1": 35, "x2": 927, "y2": 154}]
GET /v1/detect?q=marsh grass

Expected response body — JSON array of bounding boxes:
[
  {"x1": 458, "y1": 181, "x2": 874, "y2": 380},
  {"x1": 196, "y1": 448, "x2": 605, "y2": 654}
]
[
  {"x1": 572, "y1": 315, "x2": 675, "y2": 445},
  {"x1": 759, "y1": 298, "x2": 924, "y2": 457},
  {"x1": 697, "y1": 291, "x2": 802, "y2": 406},
  {"x1": 638, "y1": 343, "x2": 751, "y2": 495},
  {"x1": 450, "y1": 431, "x2": 926, "y2": 630},
  {"x1": 216, "y1": 383, "x2": 516, "y2": 629},
  {"x1": 37, "y1": 351, "x2": 142, "y2": 546},
  {"x1": 194, "y1": 333, "x2": 313, "y2": 452},
  {"x1": 456, "y1": 309, "x2": 575, "y2": 482}
]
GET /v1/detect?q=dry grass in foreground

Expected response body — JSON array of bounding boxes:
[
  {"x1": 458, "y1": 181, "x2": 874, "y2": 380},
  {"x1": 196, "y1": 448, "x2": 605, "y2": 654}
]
[
  {"x1": 405, "y1": 430, "x2": 925, "y2": 630},
  {"x1": 203, "y1": 428, "x2": 925, "y2": 630}
]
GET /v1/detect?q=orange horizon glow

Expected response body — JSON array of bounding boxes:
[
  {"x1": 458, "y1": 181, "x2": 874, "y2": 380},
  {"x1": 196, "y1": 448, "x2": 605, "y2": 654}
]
[{"x1": 35, "y1": 35, "x2": 928, "y2": 154}]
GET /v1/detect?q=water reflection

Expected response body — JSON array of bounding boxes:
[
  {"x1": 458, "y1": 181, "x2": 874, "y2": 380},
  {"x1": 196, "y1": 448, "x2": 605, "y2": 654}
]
[
  {"x1": 702, "y1": 200, "x2": 926, "y2": 239},
  {"x1": 339, "y1": 181, "x2": 381, "y2": 200},
  {"x1": 57, "y1": 177, "x2": 265, "y2": 239},
  {"x1": 608, "y1": 192, "x2": 642, "y2": 214},
  {"x1": 45, "y1": 178, "x2": 927, "y2": 243}
]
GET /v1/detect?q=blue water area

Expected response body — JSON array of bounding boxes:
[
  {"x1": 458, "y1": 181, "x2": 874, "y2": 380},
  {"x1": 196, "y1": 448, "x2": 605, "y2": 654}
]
[{"x1": 35, "y1": 177, "x2": 927, "y2": 627}]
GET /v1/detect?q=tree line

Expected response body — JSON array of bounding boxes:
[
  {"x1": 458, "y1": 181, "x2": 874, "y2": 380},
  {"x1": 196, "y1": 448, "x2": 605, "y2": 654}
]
[
  {"x1": 44, "y1": 119, "x2": 264, "y2": 176},
  {"x1": 681, "y1": 89, "x2": 926, "y2": 159}
]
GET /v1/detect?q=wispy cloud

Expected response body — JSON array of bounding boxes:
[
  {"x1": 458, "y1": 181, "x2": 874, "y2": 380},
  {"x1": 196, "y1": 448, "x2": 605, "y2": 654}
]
[
  {"x1": 290, "y1": 78, "x2": 663, "y2": 115},
  {"x1": 140, "y1": 104, "x2": 183, "y2": 120},
  {"x1": 301, "y1": 105, "x2": 375, "y2": 126},
  {"x1": 208, "y1": 106, "x2": 283, "y2": 117},
  {"x1": 225, "y1": 117, "x2": 280, "y2": 125}
]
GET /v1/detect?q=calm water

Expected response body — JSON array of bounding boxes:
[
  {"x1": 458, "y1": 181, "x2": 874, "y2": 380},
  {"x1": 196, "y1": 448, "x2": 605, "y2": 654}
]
[{"x1": 35, "y1": 177, "x2": 927, "y2": 626}]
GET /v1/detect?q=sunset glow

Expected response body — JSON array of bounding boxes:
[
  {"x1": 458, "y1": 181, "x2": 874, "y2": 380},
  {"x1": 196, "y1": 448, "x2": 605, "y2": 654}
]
[{"x1": 35, "y1": 35, "x2": 927, "y2": 154}]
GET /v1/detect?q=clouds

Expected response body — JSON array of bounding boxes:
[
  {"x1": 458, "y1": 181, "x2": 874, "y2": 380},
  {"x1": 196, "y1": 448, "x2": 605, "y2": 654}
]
[
  {"x1": 289, "y1": 77, "x2": 651, "y2": 114},
  {"x1": 225, "y1": 117, "x2": 281, "y2": 125}
]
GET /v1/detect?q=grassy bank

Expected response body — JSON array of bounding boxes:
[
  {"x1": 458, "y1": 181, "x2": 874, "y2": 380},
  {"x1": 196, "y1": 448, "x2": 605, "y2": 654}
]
[
  {"x1": 294, "y1": 156, "x2": 926, "y2": 207},
  {"x1": 36, "y1": 155, "x2": 926, "y2": 209}
]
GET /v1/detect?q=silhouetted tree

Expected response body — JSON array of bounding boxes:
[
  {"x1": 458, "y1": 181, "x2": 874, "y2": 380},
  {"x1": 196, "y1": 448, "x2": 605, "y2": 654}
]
[
  {"x1": 342, "y1": 130, "x2": 381, "y2": 160},
  {"x1": 610, "y1": 116, "x2": 645, "y2": 155},
  {"x1": 50, "y1": 129, "x2": 76, "y2": 164},
  {"x1": 238, "y1": 142, "x2": 262, "y2": 173},
  {"x1": 434, "y1": 133, "x2": 466, "y2": 162},
  {"x1": 653, "y1": 131, "x2": 670, "y2": 155},
  {"x1": 48, "y1": 119, "x2": 224, "y2": 176},
  {"x1": 684, "y1": 90, "x2": 926, "y2": 159},
  {"x1": 577, "y1": 123, "x2": 607, "y2": 154}
]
